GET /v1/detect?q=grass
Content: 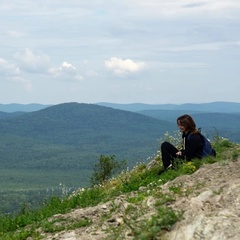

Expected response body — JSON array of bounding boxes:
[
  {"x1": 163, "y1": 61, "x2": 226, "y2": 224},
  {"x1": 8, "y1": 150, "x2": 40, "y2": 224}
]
[{"x1": 0, "y1": 136, "x2": 239, "y2": 239}]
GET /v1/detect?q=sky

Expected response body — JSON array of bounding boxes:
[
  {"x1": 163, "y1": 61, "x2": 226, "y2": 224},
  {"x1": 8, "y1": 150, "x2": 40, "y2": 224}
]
[{"x1": 0, "y1": 0, "x2": 240, "y2": 105}]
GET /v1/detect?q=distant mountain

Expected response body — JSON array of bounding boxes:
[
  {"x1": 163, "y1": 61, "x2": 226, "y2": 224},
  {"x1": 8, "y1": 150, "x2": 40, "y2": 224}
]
[
  {"x1": 97, "y1": 101, "x2": 240, "y2": 113},
  {"x1": 0, "y1": 102, "x2": 175, "y2": 192},
  {"x1": 1, "y1": 101, "x2": 239, "y2": 113},
  {"x1": 191, "y1": 112, "x2": 240, "y2": 142},
  {"x1": 137, "y1": 109, "x2": 202, "y2": 123},
  {"x1": 97, "y1": 102, "x2": 240, "y2": 143},
  {"x1": 137, "y1": 109, "x2": 240, "y2": 143},
  {"x1": 0, "y1": 103, "x2": 51, "y2": 112},
  {"x1": 0, "y1": 102, "x2": 174, "y2": 145}
]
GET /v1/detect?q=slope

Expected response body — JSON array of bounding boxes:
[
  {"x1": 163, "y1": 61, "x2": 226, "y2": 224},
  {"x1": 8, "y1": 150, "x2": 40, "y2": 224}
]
[
  {"x1": 138, "y1": 109, "x2": 240, "y2": 143},
  {"x1": 0, "y1": 102, "x2": 175, "y2": 190}
]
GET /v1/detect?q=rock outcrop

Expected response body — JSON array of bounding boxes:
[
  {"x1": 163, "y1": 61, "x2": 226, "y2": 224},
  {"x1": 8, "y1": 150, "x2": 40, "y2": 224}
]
[{"x1": 162, "y1": 159, "x2": 240, "y2": 240}]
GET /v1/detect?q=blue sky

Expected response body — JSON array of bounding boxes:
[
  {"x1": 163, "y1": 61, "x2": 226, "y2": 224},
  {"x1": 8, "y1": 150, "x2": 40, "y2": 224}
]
[{"x1": 0, "y1": 0, "x2": 240, "y2": 104}]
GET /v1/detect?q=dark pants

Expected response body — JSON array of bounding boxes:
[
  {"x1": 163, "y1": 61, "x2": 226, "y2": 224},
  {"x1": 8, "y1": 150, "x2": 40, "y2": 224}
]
[{"x1": 161, "y1": 141, "x2": 180, "y2": 169}]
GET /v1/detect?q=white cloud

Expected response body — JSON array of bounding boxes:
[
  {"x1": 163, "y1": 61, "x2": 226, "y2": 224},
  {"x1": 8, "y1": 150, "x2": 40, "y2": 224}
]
[
  {"x1": 105, "y1": 57, "x2": 146, "y2": 76},
  {"x1": 0, "y1": 58, "x2": 32, "y2": 91},
  {"x1": 14, "y1": 48, "x2": 50, "y2": 73},
  {"x1": 0, "y1": 58, "x2": 20, "y2": 76},
  {"x1": 49, "y1": 61, "x2": 83, "y2": 81},
  {"x1": 61, "y1": 61, "x2": 76, "y2": 71},
  {"x1": 14, "y1": 49, "x2": 83, "y2": 81}
]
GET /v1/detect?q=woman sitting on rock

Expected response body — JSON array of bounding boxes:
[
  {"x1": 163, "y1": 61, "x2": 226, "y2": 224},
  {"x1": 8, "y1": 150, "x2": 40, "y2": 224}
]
[{"x1": 160, "y1": 114, "x2": 203, "y2": 173}]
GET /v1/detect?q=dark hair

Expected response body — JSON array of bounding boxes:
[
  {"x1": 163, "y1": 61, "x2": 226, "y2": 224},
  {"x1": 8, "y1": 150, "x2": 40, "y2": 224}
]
[{"x1": 177, "y1": 114, "x2": 198, "y2": 133}]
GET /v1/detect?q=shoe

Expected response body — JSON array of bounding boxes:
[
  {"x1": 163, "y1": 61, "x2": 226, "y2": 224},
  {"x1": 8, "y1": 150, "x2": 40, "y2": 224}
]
[
  {"x1": 166, "y1": 163, "x2": 173, "y2": 169},
  {"x1": 158, "y1": 163, "x2": 174, "y2": 175}
]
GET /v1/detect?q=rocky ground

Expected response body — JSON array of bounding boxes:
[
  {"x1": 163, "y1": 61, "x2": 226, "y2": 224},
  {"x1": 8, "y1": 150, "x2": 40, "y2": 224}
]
[
  {"x1": 36, "y1": 157, "x2": 240, "y2": 240},
  {"x1": 162, "y1": 158, "x2": 240, "y2": 240}
]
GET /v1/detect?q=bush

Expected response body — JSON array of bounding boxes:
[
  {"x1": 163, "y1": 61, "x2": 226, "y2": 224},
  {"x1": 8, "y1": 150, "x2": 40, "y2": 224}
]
[{"x1": 90, "y1": 155, "x2": 126, "y2": 186}]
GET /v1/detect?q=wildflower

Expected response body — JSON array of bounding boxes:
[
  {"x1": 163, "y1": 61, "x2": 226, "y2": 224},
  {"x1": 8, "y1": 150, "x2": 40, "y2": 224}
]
[{"x1": 182, "y1": 161, "x2": 196, "y2": 174}]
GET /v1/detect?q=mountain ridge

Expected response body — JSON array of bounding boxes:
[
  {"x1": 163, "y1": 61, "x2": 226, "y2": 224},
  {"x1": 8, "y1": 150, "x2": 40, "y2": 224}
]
[
  {"x1": 97, "y1": 101, "x2": 240, "y2": 113},
  {"x1": 0, "y1": 103, "x2": 51, "y2": 113},
  {"x1": 1, "y1": 101, "x2": 240, "y2": 113},
  {"x1": 0, "y1": 103, "x2": 174, "y2": 193},
  {"x1": 0, "y1": 102, "x2": 173, "y2": 144}
]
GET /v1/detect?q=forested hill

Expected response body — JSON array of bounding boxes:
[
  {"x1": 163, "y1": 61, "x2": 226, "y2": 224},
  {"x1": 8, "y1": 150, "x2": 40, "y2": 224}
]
[
  {"x1": 137, "y1": 110, "x2": 240, "y2": 143},
  {"x1": 0, "y1": 103, "x2": 175, "y2": 194},
  {"x1": 0, "y1": 102, "x2": 174, "y2": 146}
]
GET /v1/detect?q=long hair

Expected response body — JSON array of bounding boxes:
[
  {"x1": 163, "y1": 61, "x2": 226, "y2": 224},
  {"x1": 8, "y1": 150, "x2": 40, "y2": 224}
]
[{"x1": 177, "y1": 114, "x2": 198, "y2": 133}]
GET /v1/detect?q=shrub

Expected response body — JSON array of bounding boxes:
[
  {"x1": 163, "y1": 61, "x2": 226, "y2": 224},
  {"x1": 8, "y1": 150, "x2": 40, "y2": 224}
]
[{"x1": 90, "y1": 155, "x2": 126, "y2": 186}]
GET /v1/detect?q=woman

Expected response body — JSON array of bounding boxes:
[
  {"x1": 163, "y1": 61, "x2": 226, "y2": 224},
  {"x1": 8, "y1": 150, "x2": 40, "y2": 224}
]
[{"x1": 160, "y1": 114, "x2": 203, "y2": 171}]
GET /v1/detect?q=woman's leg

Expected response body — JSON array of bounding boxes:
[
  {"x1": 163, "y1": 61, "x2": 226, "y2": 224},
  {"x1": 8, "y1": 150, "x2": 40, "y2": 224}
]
[{"x1": 161, "y1": 141, "x2": 179, "y2": 169}]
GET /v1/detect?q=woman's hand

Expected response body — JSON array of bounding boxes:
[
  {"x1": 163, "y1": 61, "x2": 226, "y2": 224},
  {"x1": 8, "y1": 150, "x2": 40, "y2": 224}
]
[{"x1": 176, "y1": 151, "x2": 182, "y2": 156}]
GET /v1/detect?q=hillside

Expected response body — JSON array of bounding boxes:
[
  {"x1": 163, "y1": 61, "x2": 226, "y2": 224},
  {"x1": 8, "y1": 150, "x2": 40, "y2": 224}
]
[
  {"x1": 138, "y1": 110, "x2": 240, "y2": 143},
  {"x1": 0, "y1": 103, "x2": 175, "y2": 213},
  {"x1": 42, "y1": 156, "x2": 240, "y2": 240},
  {"x1": 0, "y1": 102, "x2": 174, "y2": 166},
  {"x1": 0, "y1": 137, "x2": 239, "y2": 239},
  {"x1": 98, "y1": 101, "x2": 240, "y2": 143}
]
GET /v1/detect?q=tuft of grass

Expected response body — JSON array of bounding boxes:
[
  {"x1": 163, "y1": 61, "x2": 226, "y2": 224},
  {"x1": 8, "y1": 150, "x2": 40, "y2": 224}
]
[
  {"x1": 42, "y1": 218, "x2": 91, "y2": 233},
  {"x1": 232, "y1": 149, "x2": 240, "y2": 161},
  {"x1": 126, "y1": 193, "x2": 146, "y2": 205},
  {"x1": 132, "y1": 207, "x2": 183, "y2": 240}
]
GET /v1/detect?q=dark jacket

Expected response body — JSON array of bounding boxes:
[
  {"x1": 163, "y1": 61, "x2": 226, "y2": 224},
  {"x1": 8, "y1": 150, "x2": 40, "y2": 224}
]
[{"x1": 181, "y1": 132, "x2": 203, "y2": 161}]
